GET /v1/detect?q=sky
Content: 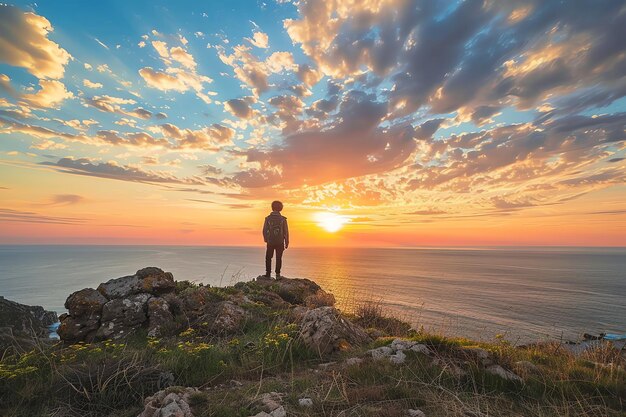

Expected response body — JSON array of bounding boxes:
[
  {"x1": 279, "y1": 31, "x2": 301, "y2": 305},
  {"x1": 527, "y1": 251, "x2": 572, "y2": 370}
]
[{"x1": 0, "y1": 0, "x2": 625, "y2": 246}]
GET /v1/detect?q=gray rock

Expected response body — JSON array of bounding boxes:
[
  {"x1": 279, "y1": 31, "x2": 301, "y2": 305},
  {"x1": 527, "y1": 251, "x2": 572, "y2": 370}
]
[
  {"x1": 98, "y1": 267, "x2": 175, "y2": 299},
  {"x1": 258, "y1": 392, "x2": 283, "y2": 413},
  {"x1": 410, "y1": 344, "x2": 431, "y2": 355},
  {"x1": 389, "y1": 350, "x2": 406, "y2": 364},
  {"x1": 138, "y1": 386, "x2": 197, "y2": 417},
  {"x1": 345, "y1": 357, "x2": 363, "y2": 366},
  {"x1": 96, "y1": 293, "x2": 151, "y2": 340},
  {"x1": 147, "y1": 297, "x2": 175, "y2": 338},
  {"x1": 270, "y1": 406, "x2": 286, "y2": 417},
  {"x1": 212, "y1": 301, "x2": 248, "y2": 334},
  {"x1": 299, "y1": 307, "x2": 371, "y2": 356},
  {"x1": 65, "y1": 288, "x2": 108, "y2": 317},
  {"x1": 298, "y1": 398, "x2": 314, "y2": 407},
  {"x1": 136, "y1": 267, "x2": 176, "y2": 295},
  {"x1": 391, "y1": 338, "x2": 416, "y2": 351},
  {"x1": 57, "y1": 314, "x2": 99, "y2": 342},
  {"x1": 368, "y1": 346, "x2": 393, "y2": 359},
  {"x1": 254, "y1": 276, "x2": 329, "y2": 306},
  {"x1": 485, "y1": 364, "x2": 523, "y2": 382},
  {"x1": 407, "y1": 410, "x2": 427, "y2": 417},
  {"x1": 98, "y1": 274, "x2": 141, "y2": 299}
]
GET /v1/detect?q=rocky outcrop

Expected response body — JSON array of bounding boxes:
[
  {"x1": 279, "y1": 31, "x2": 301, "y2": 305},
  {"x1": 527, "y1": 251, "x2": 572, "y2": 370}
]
[
  {"x1": 0, "y1": 296, "x2": 58, "y2": 351},
  {"x1": 299, "y1": 306, "x2": 371, "y2": 356},
  {"x1": 139, "y1": 386, "x2": 198, "y2": 417},
  {"x1": 58, "y1": 268, "x2": 366, "y2": 350},
  {"x1": 59, "y1": 267, "x2": 177, "y2": 342},
  {"x1": 147, "y1": 297, "x2": 176, "y2": 338},
  {"x1": 97, "y1": 267, "x2": 175, "y2": 299},
  {"x1": 254, "y1": 275, "x2": 335, "y2": 307}
]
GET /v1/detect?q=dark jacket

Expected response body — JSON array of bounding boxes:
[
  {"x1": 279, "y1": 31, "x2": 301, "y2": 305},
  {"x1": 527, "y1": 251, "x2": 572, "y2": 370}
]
[{"x1": 262, "y1": 211, "x2": 289, "y2": 246}]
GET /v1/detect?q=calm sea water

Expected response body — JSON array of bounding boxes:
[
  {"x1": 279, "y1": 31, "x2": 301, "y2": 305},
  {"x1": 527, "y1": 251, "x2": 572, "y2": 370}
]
[{"x1": 0, "y1": 245, "x2": 624, "y2": 343}]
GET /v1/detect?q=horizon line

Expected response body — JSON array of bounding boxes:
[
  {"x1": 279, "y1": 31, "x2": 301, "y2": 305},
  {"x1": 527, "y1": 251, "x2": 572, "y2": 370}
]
[{"x1": 1, "y1": 243, "x2": 625, "y2": 250}]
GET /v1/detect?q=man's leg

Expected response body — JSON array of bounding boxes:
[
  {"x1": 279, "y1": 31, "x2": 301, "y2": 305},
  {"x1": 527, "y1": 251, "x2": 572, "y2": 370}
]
[
  {"x1": 265, "y1": 245, "x2": 274, "y2": 276},
  {"x1": 275, "y1": 245, "x2": 284, "y2": 276}
]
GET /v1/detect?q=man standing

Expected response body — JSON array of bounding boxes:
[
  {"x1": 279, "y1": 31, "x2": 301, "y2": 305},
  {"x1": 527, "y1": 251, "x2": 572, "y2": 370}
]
[{"x1": 263, "y1": 201, "x2": 289, "y2": 279}]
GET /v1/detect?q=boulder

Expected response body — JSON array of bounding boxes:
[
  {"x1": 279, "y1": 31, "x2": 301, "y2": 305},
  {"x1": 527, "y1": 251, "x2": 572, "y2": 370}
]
[
  {"x1": 299, "y1": 307, "x2": 371, "y2": 356},
  {"x1": 147, "y1": 297, "x2": 175, "y2": 338},
  {"x1": 254, "y1": 276, "x2": 330, "y2": 306},
  {"x1": 139, "y1": 386, "x2": 198, "y2": 417},
  {"x1": 97, "y1": 274, "x2": 141, "y2": 300},
  {"x1": 137, "y1": 267, "x2": 176, "y2": 295},
  {"x1": 57, "y1": 314, "x2": 99, "y2": 342},
  {"x1": 96, "y1": 293, "x2": 151, "y2": 340},
  {"x1": 59, "y1": 268, "x2": 178, "y2": 342},
  {"x1": 485, "y1": 364, "x2": 523, "y2": 383},
  {"x1": 252, "y1": 392, "x2": 285, "y2": 416},
  {"x1": 179, "y1": 286, "x2": 223, "y2": 317},
  {"x1": 97, "y1": 267, "x2": 174, "y2": 299},
  {"x1": 65, "y1": 288, "x2": 107, "y2": 318},
  {"x1": 212, "y1": 301, "x2": 248, "y2": 334}
]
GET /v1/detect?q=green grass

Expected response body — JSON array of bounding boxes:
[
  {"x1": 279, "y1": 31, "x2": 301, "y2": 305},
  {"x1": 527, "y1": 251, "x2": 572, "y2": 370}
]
[{"x1": 1, "y1": 292, "x2": 624, "y2": 417}]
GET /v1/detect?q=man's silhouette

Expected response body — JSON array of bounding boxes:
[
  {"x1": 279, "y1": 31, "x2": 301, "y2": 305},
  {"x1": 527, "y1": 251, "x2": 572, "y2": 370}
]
[{"x1": 263, "y1": 200, "x2": 289, "y2": 279}]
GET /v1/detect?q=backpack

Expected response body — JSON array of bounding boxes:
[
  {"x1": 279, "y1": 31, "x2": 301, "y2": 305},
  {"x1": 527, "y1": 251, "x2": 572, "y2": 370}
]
[{"x1": 267, "y1": 216, "x2": 284, "y2": 245}]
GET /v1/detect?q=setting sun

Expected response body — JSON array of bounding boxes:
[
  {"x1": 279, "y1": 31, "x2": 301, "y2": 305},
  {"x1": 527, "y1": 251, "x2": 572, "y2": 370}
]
[{"x1": 315, "y1": 212, "x2": 350, "y2": 233}]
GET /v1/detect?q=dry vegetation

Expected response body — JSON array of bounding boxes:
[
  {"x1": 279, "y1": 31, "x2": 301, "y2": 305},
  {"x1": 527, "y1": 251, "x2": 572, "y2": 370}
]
[{"x1": 1, "y1": 294, "x2": 624, "y2": 417}]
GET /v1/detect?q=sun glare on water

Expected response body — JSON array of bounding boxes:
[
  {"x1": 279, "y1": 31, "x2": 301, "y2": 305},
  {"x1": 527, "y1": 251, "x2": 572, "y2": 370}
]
[{"x1": 315, "y1": 212, "x2": 350, "y2": 233}]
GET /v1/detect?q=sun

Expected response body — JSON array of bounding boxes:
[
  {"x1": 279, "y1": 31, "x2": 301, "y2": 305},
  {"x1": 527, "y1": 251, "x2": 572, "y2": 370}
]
[{"x1": 315, "y1": 212, "x2": 349, "y2": 233}]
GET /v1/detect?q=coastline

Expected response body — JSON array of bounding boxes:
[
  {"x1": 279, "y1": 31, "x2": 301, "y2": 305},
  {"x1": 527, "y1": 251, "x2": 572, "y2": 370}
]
[{"x1": 0, "y1": 267, "x2": 624, "y2": 417}]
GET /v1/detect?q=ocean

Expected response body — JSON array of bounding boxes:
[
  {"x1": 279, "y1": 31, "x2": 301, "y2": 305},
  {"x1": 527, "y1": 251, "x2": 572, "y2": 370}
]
[{"x1": 0, "y1": 245, "x2": 624, "y2": 343}]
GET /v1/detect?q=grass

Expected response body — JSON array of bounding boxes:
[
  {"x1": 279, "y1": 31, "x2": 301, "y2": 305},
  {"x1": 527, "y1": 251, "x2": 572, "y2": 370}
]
[{"x1": 1, "y1": 288, "x2": 624, "y2": 416}]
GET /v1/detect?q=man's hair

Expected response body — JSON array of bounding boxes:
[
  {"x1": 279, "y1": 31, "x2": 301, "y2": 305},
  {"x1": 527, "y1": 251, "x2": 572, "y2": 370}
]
[{"x1": 271, "y1": 200, "x2": 283, "y2": 212}]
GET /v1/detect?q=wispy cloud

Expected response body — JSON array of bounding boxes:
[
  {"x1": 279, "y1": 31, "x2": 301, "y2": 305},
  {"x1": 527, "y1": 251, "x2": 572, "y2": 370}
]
[
  {"x1": 41, "y1": 158, "x2": 205, "y2": 185},
  {"x1": 0, "y1": 208, "x2": 87, "y2": 225}
]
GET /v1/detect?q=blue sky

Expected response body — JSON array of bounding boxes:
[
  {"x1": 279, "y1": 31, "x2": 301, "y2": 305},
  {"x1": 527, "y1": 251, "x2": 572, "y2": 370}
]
[{"x1": 0, "y1": 0, "x2": 625, "y2": 245}]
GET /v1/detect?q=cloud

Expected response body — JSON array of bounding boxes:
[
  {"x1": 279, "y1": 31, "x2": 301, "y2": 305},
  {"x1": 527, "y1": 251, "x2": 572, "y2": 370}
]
[
  {"x1": 230, "y1": 92, "x2": 442, "y2": 188},
  {"x1": 139, "y1": 67, "x2": 208, "y2": 92},
  {"x1": 138, "y1": 34, "x2": 212, "y2": 100},
  {"x1": 199, "y1": 165, "x2": 223, "y2": 175},
  {"x1": 41, "y1": 157, "x2": 205, "y2": 185},
  {"x1": 409, "y1": 209, "x2": 447, "y2": 215},
  {"x1": 0, "y1": 74, "x2": 16, "y2": 96},
  {"x1": 0, "y1": 5, "x2": 72, "y2": 79},
  {"x1": 225, "y1": 97, "x2": 254, "y2": 119},
  {"x1": 217, "y1": 43, "x2": 298, "y2": 95},
  {"x1": 0, "y1": 208, "x2": 86, "y2": 225},
  {"x1": 83, "y1": 79, "x2": 103, "y2": 89},
  {"x1": 407, "y1": 112, "x2": 626, "y2": 196},
  {"x1": 30, "y1": 139, "x2": 67, "y2": 150},
  {"x1": 170, "y1": 46, "x2": 197, "y2": 70},
  {"x1": 265, "y1": 51, "x2": 296, "y2": 73},
  {"x1": 44, "y1": 194, "x2": 85, "y2": 206},
  {"x1": 1, "y1": 75, "x2": 72, "y2": 109},
  {"x1": 158, "y1": 122, "x2": 234, "y2": 150},
  {"x1": 247, "y1": 31, "x2": 269, "y2": 49},
  {"x1": 296, "y1": 64, "x2": 322, "y2": 87},
  {"x1": 285, "y1": 0, "x2": 626, "y2": 117},
  {"x1": 20, "y1": 79, "x2": 73, "y2": 108},
  {"x1": 84, "y1": 95, "x2": 158, "y2": 121}
]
